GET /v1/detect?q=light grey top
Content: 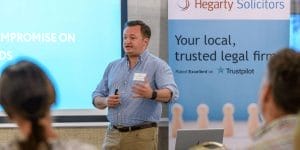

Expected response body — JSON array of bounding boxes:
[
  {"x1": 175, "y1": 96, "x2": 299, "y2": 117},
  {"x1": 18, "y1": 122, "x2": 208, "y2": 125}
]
[{"x1": 0, "y1": 138, "x2": 97, "y2": 150}]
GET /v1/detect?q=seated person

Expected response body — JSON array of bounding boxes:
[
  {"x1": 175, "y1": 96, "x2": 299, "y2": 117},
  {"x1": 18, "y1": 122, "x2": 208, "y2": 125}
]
[
  {"x1": 248, "y1": 48, "x2": 300, "y2": 149},
  {"x1": 0, "y1": 60, "x2": 96, "y2": 150}
]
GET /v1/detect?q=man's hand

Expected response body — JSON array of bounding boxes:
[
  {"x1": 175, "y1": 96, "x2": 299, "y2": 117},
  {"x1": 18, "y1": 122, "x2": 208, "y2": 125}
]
[
  {"x1": 106, "y1": 94, "x2": 121, "y2": 108},
  {"x1": 131, "y1": 80, "x2": 153, "y2": 99}
]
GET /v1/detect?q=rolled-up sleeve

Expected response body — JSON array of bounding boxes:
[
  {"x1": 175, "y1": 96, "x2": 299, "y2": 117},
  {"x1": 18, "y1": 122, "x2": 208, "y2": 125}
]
[
  {"x1": 155, "y1": 61, "x2": 179, "y2": 102},
  {"x1": 92, "y1": 63, "x2": 112, "y2": 100}
]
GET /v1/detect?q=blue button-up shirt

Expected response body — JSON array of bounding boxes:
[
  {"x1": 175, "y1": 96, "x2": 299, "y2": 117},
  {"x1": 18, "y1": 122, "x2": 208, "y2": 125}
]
[{"x1": 92, "y1": 50, "x2": 179, "y2": 126}]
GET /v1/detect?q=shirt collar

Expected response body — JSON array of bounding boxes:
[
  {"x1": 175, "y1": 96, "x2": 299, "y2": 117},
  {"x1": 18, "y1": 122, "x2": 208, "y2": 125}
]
[
  {"x1": 139, "y1": 50, "x2": 149, "y2": 62},
  {"x1": 124, "y1": 49, "x2": 149, "y2": 63}
]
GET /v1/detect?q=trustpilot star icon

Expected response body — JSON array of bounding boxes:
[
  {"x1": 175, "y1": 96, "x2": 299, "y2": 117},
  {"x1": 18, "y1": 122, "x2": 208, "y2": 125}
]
[
  {"x1": 218, "y1": 67, "x2": 224, "y2": 74},
  {"x1": 177, "y1": 0, "x2": 190, "y2": 11}
]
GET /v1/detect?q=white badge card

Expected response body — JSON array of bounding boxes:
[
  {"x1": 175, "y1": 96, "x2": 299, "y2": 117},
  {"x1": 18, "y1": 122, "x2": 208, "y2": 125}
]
[{"x1": 133, "y1": 73, "x2": 146, "y2": 82}]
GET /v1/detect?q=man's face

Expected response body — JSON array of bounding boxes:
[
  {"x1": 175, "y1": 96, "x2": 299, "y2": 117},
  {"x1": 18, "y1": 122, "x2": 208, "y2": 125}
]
[{"x1": 123, "y1": 25, "x2": 149, "y2": 57}]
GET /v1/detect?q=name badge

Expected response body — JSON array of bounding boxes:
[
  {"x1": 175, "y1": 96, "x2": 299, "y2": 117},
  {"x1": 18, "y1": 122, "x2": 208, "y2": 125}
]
[{"x1": 133, "y1": 73, "x2": 146, "y2": 81}]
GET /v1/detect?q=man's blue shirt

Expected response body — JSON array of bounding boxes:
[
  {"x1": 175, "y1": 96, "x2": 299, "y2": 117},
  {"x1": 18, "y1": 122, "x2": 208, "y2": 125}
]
[{"x1": 92, "y1": 50, "x2": 179, "y2": 126}]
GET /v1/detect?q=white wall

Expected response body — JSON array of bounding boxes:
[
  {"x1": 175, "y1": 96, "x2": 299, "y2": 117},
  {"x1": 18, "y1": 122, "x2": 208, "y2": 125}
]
[{"x1": 128, "y1": 0, "x2": 168, "y2": 60}]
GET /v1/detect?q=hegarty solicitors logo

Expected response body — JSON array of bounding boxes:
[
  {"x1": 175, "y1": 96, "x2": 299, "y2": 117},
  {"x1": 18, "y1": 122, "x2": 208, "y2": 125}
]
[{"x1": 177, "y1": 0, "x2": 190, "y2": 11}]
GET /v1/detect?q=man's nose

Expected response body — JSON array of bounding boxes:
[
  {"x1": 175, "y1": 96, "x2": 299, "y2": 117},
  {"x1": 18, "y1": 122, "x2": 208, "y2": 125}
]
[{"x1": 123, "y1": 38, "x2": 130, "y2": 44}]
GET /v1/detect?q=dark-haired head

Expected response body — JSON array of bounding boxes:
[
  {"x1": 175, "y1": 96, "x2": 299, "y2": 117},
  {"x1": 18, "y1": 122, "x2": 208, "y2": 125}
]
[
  {"x1": 125, "y1": 20, "x2": 151, "y2": 39},
  {"x1": 267, "y1": 48, "x2": 300, "y2": 114},
  {"x1": 0, "y1": 60, "x2": 56, "y2": 150}
]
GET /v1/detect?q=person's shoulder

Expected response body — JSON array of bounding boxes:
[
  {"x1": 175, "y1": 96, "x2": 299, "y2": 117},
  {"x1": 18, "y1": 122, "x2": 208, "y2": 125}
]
[
  {"x1": 248, "y1": 135, "x2": 294, "y2": 150},
  {"x1": 0, "y1": 144, "x2": 19, "y2": 150},
  {"x1": 105, "y1": 57, "x2": 125, "y2": 70},
  {"x1": 248, "y1": 115, "x2": 297, "y2": 150},
  {"x1": 111, "y1": 57, "x2": 124, "y2": 63},
  {"x1": 146, "y1": 51, "x2": 168, "y2": 65},
  {"x1": 0, "y1": 144, "x2": 8, "y2": 150},
  {"x1": 51, "y1": 139, "x2": 97, "y2": 150},
  {"x1": 108, "y1": 57, "x2": 125, "y2": 66},
  {"x1": 0, "y1": 138, "x2": 19, "y2": 150}
]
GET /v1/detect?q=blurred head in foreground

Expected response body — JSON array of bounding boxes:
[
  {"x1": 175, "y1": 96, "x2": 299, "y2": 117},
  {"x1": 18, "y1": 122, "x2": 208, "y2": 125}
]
[
  {"x1": 249, "y1": 48, "x2": 300, "y2": 150},
  {"x1": 259, "y1": 48, "x2": 300, "y2": 123},
  {"x1": 0, "y1": 60, "x2": 56, "y2": 150}
]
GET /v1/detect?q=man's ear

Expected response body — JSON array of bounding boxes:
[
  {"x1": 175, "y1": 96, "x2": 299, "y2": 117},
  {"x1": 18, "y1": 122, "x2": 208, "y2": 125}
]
[
  {"x1": 143, "y1": 37, "x2": 149, "y2": 45},
  {"x1": 260, "y1": 83, "x2": 272, "y2": 104},
  {"x1": 259, "y1": 82, "x2": 272, "y2": 121}
]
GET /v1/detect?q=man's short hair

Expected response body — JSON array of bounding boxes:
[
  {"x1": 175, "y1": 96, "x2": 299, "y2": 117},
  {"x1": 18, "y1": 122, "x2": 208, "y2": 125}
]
[
  {"x1": 125, "y1": 20, "x2": 151, "y2": 39},
  {"x1": 267, "y1": 48, "x2": 300, "y2": 114}
]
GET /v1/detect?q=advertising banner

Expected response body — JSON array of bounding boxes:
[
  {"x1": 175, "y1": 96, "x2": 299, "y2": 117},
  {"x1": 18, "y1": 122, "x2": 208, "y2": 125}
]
[{"x1": 168, "y1": 0, "x2": 290, "y2": 121}]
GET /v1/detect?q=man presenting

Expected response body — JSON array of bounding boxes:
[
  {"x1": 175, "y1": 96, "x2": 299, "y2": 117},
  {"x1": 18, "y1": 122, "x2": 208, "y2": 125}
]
[{"x1": 92, "y1": 20, "x2": 179, "y2": 150}]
